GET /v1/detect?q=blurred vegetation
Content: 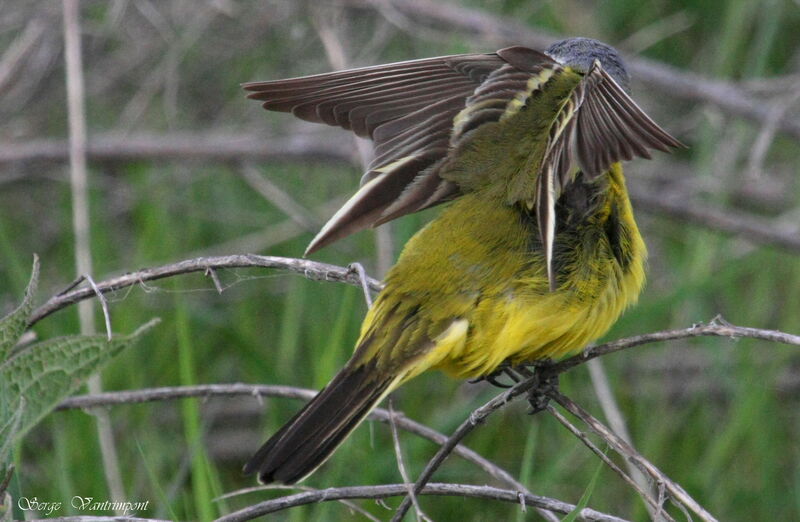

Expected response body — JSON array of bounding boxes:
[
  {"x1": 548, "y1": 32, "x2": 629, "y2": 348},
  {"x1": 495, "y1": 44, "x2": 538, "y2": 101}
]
[{"x1": 1, "y1": 0, "x2": 799, "y2": 520}]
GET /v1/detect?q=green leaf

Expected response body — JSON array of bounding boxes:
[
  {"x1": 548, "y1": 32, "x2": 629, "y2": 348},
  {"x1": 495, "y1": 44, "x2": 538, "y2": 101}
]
[
  {"x1": 0, "y1": 318, "x2": 159, "y2": 446},
  {"x1": 0, "y1": 399, "x2": 23, "y2": 465},
  {"x1": 0, "y1": 256, "x2": 39, "y2": 361}
]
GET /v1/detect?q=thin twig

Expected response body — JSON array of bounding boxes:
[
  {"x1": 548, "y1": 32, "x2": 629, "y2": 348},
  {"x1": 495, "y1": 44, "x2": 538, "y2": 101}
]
[
  {"x1": 545, "y1": 405, "x2": 674, "y2": 522},
  {"x1": 0, "y1": 18, "x2": 45, "y2": 96},
  {"x1": 388, "y1": 399, "x2": 429, "y2": 522},
  {"x1": 548, "y1": 391, "x2": 719, "y2": 522},
  {"x1": 205, "y1": 267, "x2": 224, "y2": 294},
  {"x1": 85, "y1": 274, "x2": 112, "y2": 341},
  {"x1": 214, "y1": 482, "x2": 630, "y2": 522},
  {"x1": 586, "y1": 359, "x2": 658, "y2": 518},
  {"x1": 390, "y1": 377, "x2": 543, "y2": 521},
  {"x1": 239, "y1": 162, "x2": 319, "y2": 232},
  {"x1": 618, "y1": 10, "x2": 695, "y2": 53},
  {"x1": 187, "y1": 196, "x2": 349, "y2": 259},
  {"x1": 548, "y1": 318, "x2": 800, "y2": 377},
  {"x1": 348, "y1": 262, "x2": 375, "y2": 307},
  {"x1": 745, "y1": 89, "x2": 800, "y2": 178}
]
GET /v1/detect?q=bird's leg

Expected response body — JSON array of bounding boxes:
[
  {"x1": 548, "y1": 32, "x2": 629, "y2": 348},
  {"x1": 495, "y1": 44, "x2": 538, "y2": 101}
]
[{"x1": 469, "y1": 361, "x2": 517, "y2": 388}]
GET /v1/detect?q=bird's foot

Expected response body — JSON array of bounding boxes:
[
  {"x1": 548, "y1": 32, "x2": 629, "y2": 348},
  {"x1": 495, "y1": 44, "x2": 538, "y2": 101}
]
[{"x1": 526, "y1": 372, "x2": 559, "y2": 414}]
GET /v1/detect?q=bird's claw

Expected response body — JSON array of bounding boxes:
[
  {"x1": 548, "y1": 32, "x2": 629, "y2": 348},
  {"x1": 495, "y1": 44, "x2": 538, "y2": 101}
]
[{"x1": 526, "y1": 372, "x2": 559, "y2": 414}]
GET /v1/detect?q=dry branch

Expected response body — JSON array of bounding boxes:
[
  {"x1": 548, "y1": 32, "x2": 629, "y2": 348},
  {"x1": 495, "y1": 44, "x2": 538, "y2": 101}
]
[
  {"x1": 549, "y1": 392, "x2": 718, "y2": 522},
  {"x1": 28, "y1": 255, "x2": 384, "y2": 327},
  {"x1": 215, "y1": 482, "x2": 630, "y2": 522},
  {"x1": 545, "y1": 405, "x2": 675, "y2": 522},
  {"x1": 0, "y1": 134, "x2": 352, "y2": 165},
  {"x1": 387, "y1": 314, "x2": 799, "y2": 519},
  {"x1": 629, "y1": 185, "x2": 800, "y2": 253},
  {"x1": 0, "y1": 19, "x2": 45, "y2": 96},
  {"x1": 548, "y1": 319, "x2": 800, "y2": 377}
]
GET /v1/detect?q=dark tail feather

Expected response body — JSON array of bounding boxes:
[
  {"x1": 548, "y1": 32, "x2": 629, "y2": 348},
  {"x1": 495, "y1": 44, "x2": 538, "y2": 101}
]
[{"x1": 243, "y1": 362, "x2": 394, "y2": 484}]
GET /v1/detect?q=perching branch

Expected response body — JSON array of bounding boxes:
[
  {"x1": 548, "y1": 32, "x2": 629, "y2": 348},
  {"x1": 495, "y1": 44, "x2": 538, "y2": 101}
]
[
  {"x1": 214, "y1": 482, "x2": 630, "y2": 522},
  {"x1": 216, "y1": 484, "x2": 382, "y2": 522},
  {"x1": 548, "y1": 317, "x2": 800, "y2": 377},
  {"x1": 389, "y1": 314, "x2": 799, "y2": 520},
  {"x1": 389, "y1": 371, "x2": 545, "y2": 521}
]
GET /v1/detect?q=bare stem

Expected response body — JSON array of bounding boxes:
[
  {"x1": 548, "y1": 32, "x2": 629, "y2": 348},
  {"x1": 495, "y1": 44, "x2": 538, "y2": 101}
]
[
  {"x1": 62, "y1": 0, "x2": 125, "y2": 511},
  {"x1": 215, "y1": 482, "x2": 630, "y2": 522}
]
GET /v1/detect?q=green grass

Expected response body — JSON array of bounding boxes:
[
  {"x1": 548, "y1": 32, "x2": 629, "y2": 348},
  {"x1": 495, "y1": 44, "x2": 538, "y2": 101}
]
[{"x1": 2, "y1": 0, "x2": 799, "y2": 520}]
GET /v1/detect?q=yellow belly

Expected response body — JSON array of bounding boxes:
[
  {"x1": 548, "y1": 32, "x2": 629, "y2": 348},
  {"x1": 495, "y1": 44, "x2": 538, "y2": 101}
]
[{"x1": 354, "y1": 165, "x2": 646, "y2": 381}]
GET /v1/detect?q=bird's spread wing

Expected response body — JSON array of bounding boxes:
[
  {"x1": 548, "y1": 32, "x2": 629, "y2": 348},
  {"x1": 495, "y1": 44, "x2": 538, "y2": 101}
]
[
  {"x1": 245, "y1": 49, "x2": 681, "y2": 265},
  {"x1": 243, "y1": 47, "x2": 556, "y2": 254},
  {"x1": 536, "y1": 60, "x2": 683, "y2": 289}
]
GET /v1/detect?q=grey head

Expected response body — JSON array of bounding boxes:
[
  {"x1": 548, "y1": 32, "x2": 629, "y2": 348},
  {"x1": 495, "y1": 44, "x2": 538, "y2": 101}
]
[{"x1": 544, "y1": 37, "x2": 630, "y2": 93}]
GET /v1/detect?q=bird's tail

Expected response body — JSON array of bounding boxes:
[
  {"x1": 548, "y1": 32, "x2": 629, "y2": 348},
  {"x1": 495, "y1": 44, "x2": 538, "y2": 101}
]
[{"x1": 243, "y1": 361, "x2": 396, "y2": 484}]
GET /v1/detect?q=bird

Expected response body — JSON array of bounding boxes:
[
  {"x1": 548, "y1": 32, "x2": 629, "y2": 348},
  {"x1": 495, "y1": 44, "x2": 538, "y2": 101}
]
[{"x1": 241, "y1": 37, "x2": 682, "y2": 484}]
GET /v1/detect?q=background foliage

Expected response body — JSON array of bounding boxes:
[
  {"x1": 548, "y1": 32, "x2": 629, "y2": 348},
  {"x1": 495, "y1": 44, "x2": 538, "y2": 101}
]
[{"x1": 1, "y1": 0, "x2": 799, "y2": 520}]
